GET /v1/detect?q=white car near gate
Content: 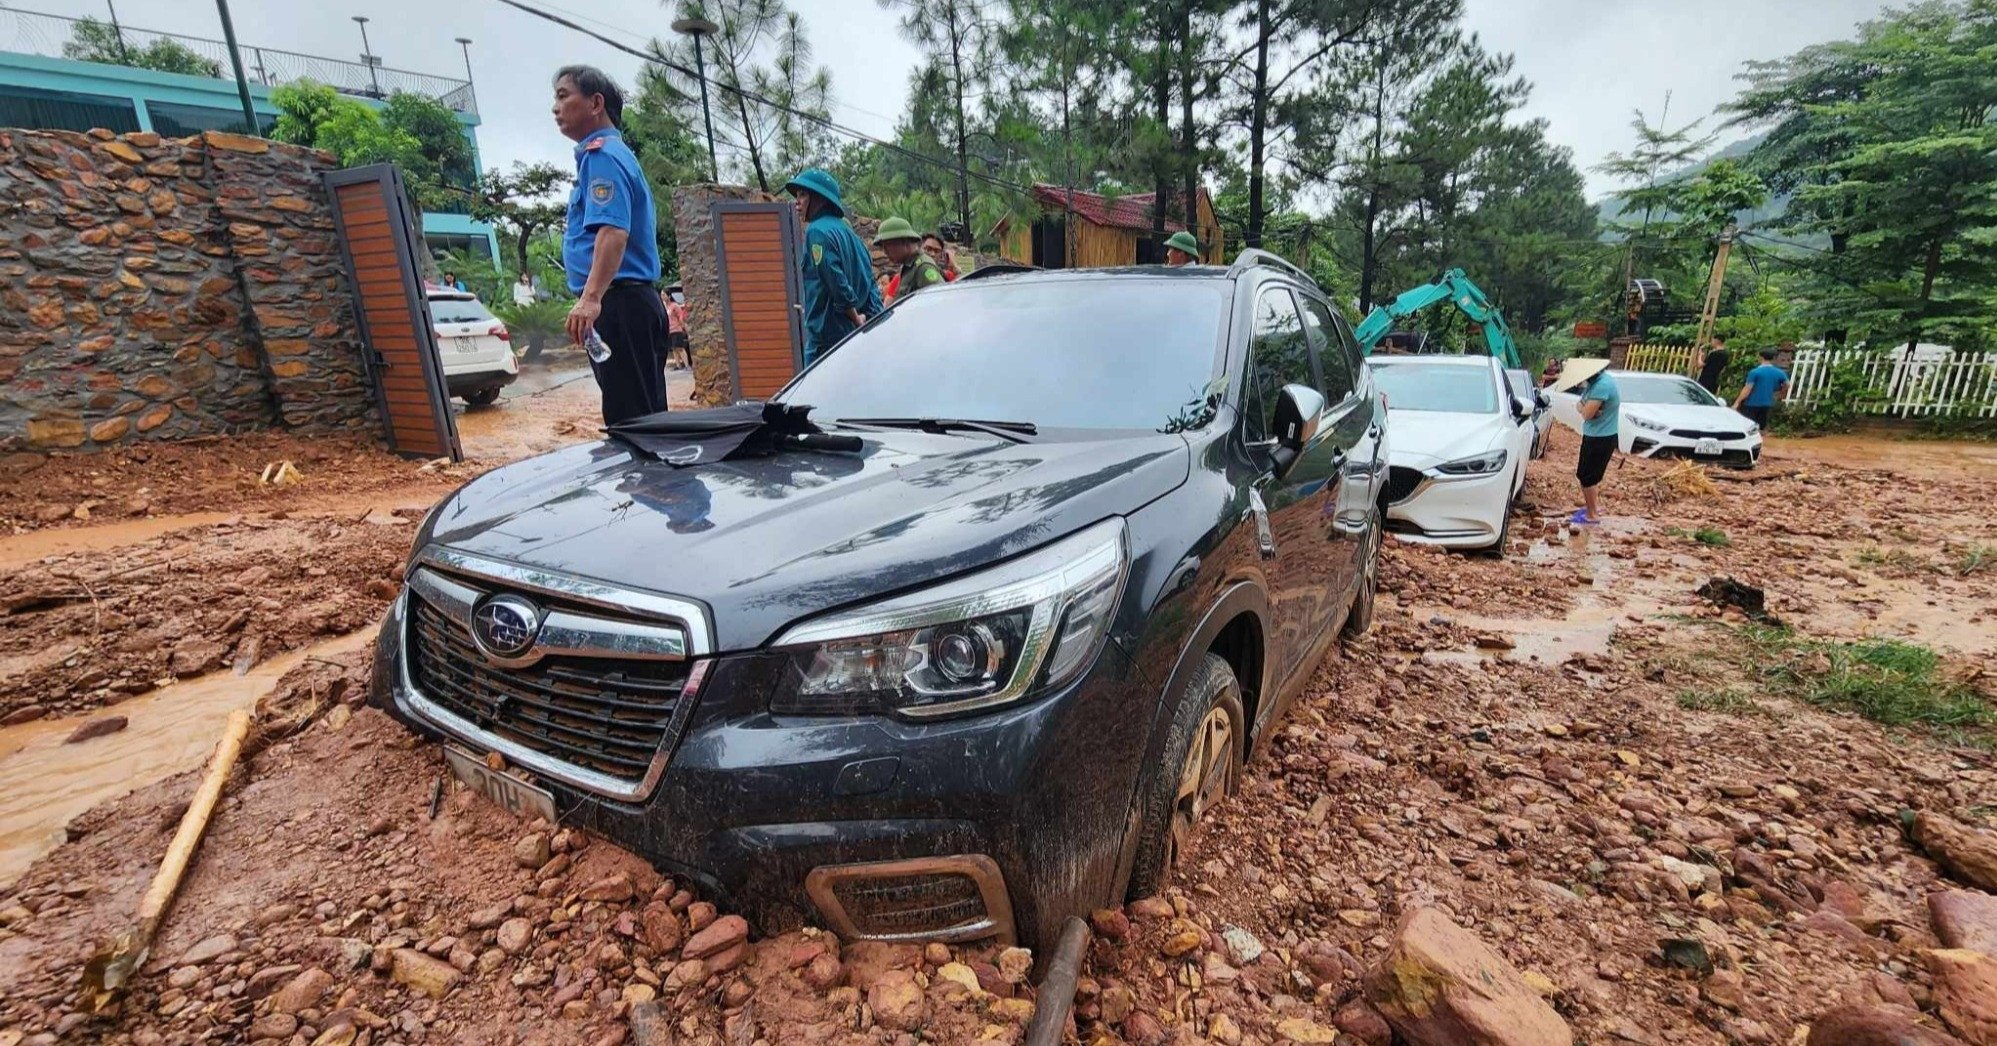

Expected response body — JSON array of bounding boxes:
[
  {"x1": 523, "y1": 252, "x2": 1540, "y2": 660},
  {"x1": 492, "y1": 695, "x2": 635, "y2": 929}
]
[
  {"x1": 426, "y1": 288, "x2": 518, "y2": 407},
  {"x1": 1366, "y1": 354, "x2": 1536, "y2": 554},
  {"x1": 1549, "y1": 370, "x2": 1763, "y2": 469}
]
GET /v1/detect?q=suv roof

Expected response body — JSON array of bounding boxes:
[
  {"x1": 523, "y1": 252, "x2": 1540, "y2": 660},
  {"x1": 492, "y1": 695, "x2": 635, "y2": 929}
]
[{"x1": 1368, "y1": 354, "x2": 1495, "y2": 367}]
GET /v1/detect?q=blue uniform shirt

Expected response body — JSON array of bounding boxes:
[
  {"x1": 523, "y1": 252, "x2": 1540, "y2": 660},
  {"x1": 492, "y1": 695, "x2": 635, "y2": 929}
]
[
  {"x1": 1581, "y1": 370, "x2": 1621, "y2": 438},
  {"x1": 563, "y1": 127, "x2": 659, "y2": 293},
  {"x1": 1742, "y1": 363, "x2": 1788, "y2": 407}
]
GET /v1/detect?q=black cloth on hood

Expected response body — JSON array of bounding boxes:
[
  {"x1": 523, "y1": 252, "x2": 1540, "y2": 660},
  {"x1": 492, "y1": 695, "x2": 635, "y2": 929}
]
[{"x1": 607, "y1": 401, "x2": 849, "y2": 467}]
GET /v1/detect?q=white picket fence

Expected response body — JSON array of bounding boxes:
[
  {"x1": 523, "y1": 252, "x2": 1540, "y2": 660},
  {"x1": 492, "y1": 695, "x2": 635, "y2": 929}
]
[{"x1": 1787, "y1": 346, "x2": 1997, "y2": 418}]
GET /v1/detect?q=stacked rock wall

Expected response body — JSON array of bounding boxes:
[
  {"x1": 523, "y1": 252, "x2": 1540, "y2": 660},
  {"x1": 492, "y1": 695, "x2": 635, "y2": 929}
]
[{"x1": 0, "y1": 128, "x2": 372, "y2": 450}]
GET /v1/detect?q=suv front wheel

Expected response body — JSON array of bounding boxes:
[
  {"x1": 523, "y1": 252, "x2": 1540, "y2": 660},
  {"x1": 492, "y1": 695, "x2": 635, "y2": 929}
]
[{"x1": 1126, "y1": 653, "x2": 1244, "y2": 898}]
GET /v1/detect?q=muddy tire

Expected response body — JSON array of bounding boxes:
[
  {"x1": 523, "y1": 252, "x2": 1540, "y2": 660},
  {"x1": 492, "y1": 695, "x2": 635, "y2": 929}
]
[
  {"x1": 1343, "y1": 505, "x2": 1382, "y2": 638},
  {"x1": 1126, "y1": 653, "x2": 1245, "y2": 900},
  {"x1": 1483, "y1": 492, "x2": 1514, "y2": 558},
  {"x1": 464, "y1": 387, "x2": 502, "y2": 408}
]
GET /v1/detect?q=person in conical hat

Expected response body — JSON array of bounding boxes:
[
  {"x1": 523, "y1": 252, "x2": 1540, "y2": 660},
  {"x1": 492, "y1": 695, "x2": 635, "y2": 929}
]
[{"x1": 1550, "y1": 357, "x2": 1619, "y2": 525}]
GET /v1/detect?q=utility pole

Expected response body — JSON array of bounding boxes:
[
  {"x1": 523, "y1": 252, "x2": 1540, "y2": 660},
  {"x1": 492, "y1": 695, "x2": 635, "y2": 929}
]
[
  {"x1": 673, "y1": 17, "x2": 721, "y2": 183},
  {"x1": 353, "y1": 16, "x2": 381, "y2": 98},
  {"x1": 213, "y1": 0, "x2": 259, "y2": 135},
  {"x1": 1691, "y1": 223, "x2": 1736, "y2": 377},
  {"x1": 106, "y1": 1, "x2": 131, "y2": 64},
  {"x1": 454, "y1": 37, "x2": 477, "y2": 114}
]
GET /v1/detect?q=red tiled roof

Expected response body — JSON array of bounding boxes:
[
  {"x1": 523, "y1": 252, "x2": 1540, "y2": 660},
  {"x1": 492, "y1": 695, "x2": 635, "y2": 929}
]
[{"x1": 1028, "y1": 184, "x2": 1187, "y2": 233}]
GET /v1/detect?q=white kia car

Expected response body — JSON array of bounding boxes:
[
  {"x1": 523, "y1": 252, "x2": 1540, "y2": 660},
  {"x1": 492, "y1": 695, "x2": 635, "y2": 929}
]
[
  {"x1": 1367, "y1": 354, "x2": 1536, "y2": 554},
  {"x1": 1550, "y1": 370, "x2": 1762, "y2": 469},
  {"x1": 426, "y1": 288, "x2": 518, "y2": 407}
]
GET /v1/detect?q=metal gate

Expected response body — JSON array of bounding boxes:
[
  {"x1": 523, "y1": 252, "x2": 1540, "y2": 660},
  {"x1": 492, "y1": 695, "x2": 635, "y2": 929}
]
[
  {"x1": 714, "y1": 201, "x2": 806, "y2": 400},
  {"x1": 325, "y1": 164, "x2": 461, "y2": 460}
]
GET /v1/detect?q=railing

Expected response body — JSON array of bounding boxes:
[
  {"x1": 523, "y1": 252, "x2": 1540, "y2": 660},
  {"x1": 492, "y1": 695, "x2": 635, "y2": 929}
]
[
  {"x1": 1789, "y1": 347, "x2": 1997, "y2": 419},
  {"x1": 0, "y1": 6, "x2": 475, "y2": 115},
  {"x1": 1622, "y1": 342, "x2": 1696, "y2": 376}
]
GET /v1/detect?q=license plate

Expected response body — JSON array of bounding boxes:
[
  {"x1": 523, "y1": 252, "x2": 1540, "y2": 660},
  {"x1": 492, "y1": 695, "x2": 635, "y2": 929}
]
[
  {"x1": 452, "y1": 336, "x2": 481, "y2": 354},
  {"x1": 444, "y1": 747, "x2": 557, "y2": 821},
  {"x1": 1694, "y1": 439, "x2": 1722, "y2": 456}
]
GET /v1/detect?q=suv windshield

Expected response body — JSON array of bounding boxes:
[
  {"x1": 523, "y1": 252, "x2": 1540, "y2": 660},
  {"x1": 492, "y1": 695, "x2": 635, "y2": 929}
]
[
  {"x1": 783, "y1": 278, "x2": 1228, "y2": 432},
  {"x1": 1617, "y1": 373, "x2": 1722, "y2": 406},
  {"x1": 430, "y1": 297, "x2": 495, "y2": 325},
  {"x1": 1368, "y1": 361, "x2": 1498, "y2": 414}
]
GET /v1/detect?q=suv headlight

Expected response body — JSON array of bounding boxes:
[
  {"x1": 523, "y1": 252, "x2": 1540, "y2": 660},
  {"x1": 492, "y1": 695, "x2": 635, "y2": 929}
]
[
  {"x1": 1432, "y1": 449, "x2": 1508, "y2": 476},
  {"x1": 767, "y1": 518, "x2": 1129, "y2": 718},
  {"x1": 1629, "y1": 414, "x2": 1668, "y2": 432}
]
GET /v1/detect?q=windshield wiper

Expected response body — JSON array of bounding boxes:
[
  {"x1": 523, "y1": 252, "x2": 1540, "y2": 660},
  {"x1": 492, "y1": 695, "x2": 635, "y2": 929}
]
[{"x1": 836, "y1": 417, "x2": 1039, "y2": 444}]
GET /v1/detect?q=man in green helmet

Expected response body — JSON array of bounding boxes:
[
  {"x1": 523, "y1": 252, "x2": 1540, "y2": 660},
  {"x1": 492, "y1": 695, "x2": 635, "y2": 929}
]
[
  {"x1": 1164, "y1": 230, "x2": 1200, "y2": 267},
  {"x1": 875, "y1": 217, "x2": 946, "y2": 304},
  {"x1": 784, "y1": 168, "x2": 881, "y2": 365}
]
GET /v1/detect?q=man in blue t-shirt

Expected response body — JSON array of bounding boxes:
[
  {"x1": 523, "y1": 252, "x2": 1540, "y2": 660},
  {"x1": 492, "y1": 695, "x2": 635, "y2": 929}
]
[
  {"x1": 553, "y1": 65, "x2": 667, "y2": 425},
  {"x1": 1732, "y1": 348, "x2": 1789, "y2": 430}
]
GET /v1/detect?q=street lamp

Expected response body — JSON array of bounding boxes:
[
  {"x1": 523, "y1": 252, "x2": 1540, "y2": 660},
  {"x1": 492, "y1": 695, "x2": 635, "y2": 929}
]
[
  {"x1": 671, "y1": 16, "x2": 720, "y2": 184},
  {"x1": 352, "y1": 16, "x2": 381, "y2": 97},
  {"x1": 454, "y1": 36, "x2": 477, "y2": 113}
]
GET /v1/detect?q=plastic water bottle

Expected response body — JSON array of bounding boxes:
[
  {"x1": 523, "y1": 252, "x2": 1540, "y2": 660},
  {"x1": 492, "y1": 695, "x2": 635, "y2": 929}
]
[{"x1": 582, "y1": 326, "x2": 611, "y2": 363}]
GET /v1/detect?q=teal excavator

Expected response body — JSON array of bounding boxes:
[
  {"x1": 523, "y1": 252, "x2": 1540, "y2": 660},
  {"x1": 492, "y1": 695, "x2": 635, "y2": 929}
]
[{"x1": 1352, "y1": 268, "x2": 1521, "y2": 369}]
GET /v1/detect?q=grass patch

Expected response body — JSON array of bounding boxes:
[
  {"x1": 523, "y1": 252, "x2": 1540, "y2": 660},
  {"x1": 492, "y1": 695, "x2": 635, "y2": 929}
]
[
  {"x1": 1666, "y1": 525, "x2": 1733, "y2": 547},
  {"x1": 1854, "y1": 546, "x2": 1924, "y2": 570},
  {"x1": 1675, "y1": 688, "x2": 1762, "y2": 715},
  {"x1": 1958, "y1": 544, "x2": 1995, "y2": 577},
  {"x1": 1730, "y1": 626, "x2": 1995, "y2": 741}
]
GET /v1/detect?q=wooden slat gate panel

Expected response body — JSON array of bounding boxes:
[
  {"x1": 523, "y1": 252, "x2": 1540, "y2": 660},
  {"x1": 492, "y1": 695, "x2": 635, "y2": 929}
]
[
  {"x1": 324, "y1": 164, "x2": 461, "y2": 460},
  {"x1": 715, "y1": 202, "x2": 806, "y2": 400}
]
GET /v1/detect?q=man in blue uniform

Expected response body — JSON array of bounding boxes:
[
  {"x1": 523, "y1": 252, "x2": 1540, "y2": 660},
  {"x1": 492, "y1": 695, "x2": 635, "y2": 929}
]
[
  {"x1": 783, "y1": 168, "x2": 880, "y2": 365},
  {"x1": 552, "y1": 65, "x2": 668, "y2": 424}
]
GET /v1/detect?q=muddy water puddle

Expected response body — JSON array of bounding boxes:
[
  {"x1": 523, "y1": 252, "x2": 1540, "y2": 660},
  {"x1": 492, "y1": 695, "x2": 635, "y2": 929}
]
[{"x1": 0, "y1": 629, "x2": 373, "y2": 887}]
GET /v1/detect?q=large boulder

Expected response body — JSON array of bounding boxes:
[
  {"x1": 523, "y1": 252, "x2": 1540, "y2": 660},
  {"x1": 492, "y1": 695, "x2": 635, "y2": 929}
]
[
  {"x1": 1930, "y1": 891, "x2": 1997, "y2": 955},
  {"x1": 1915, "y1": 814, "x2": 1997, "y2": 892},
  {"x1": 1363, "y1": 908, "x2": 1573, "y2": 1046},
  {"x1": 1806, "y1": 1005, "x2": 1968, "y2": 1046},
  {"x1": 1927, "y1": 949, "x2": 1997, "y2": 1046}
]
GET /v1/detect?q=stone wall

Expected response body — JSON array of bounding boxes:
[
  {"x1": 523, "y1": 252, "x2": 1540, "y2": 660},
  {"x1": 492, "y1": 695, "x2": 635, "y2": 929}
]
[{"x1": 0, "y1": 128, "x2": 372, "y2": 450}]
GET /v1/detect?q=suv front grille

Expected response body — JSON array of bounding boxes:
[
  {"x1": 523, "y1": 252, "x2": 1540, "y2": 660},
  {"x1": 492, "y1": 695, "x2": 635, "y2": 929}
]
[
  {"x1": 407, "y1": 593, "x2": 694, "y2": 783},
  {"x1": 1383, "y1": 465, "x2": 1426, "y2": 504},
  {"x1": 1669, "y1": 428, "x2": 1745, "y2": 440}
]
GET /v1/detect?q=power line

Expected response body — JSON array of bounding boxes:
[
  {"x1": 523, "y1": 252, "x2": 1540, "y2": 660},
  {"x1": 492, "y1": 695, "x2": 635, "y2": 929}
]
[{"x1": 489, "y1": 0, "x2": 1036, "y2": 198}]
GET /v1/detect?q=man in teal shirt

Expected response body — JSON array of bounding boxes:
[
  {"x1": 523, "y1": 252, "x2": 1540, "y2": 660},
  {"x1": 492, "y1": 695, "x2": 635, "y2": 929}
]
[{"x1": 784, "y1": 169, "x2": 881, "y2": 365}]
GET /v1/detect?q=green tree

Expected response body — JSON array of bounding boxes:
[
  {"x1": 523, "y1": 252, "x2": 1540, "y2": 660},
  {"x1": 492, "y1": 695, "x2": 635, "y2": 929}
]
[
  {"x1": 1734, "y1": 0, "x2": 1997, "y2": 352},
  {"x1": 651, "y1": 0, "x2": 836, "y2": 192},
  {"x1": 470, "y1": 162, "x2": 571, "y2": 273},
  {"x1": 63, "y1": 17, "x2": 220, "y2": 78},
  {"x1": 879, "y1": 0, "x2": 991, "y2": 235},
  {"x1": 269, "y1": 82, "x2": 474, "y2": 213}
]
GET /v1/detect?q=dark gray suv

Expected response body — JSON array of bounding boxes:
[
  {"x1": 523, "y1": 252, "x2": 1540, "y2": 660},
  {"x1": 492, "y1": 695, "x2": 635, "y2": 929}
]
[{"x1": 371, "y1": 251, "x2": 1389, "y2": 948}]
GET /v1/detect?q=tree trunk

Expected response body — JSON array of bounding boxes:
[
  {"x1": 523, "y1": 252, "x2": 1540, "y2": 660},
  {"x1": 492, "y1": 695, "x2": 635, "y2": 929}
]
[
  {"x1": 1178, "y1": 0, "x2": 1196, "y2": 243},
  {"x1": 1151, "y1": 12, "x2": 1171, "y2": 242},
  {"x1": 515, "y1": 226, "x2": 533, "y2": 275},
  {"x1": 1357, "y1": 63, "x2": 1385, "y2": 311},
  {"x1": 1246, "y1": 0, "x2": 1270, "y2": 249},
  {"x1": 730, "y1": 74, "x2": 767, "y2": 192},
  {"x1": 949, "y1": 13, "x2": 971, "y2": 237},
  {"x1": 1906, "y1": 234, "x2": 1943, "y2": 355}
]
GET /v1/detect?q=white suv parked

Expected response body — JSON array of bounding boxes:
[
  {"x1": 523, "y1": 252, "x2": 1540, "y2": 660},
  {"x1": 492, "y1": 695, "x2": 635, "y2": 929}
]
[
  {"x1": 1366, "y1": 354, "x2": 1536, "y2": 555},
  {"x1": 426, "y1": 289, "x2": 517, "y2": 407}
]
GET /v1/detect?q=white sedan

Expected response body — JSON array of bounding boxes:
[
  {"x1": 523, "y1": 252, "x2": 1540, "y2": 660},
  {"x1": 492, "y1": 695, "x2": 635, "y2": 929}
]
[
  {"x1": 1551, "y1": 371, "x2": 1763, "y2": 469},
  {"x1": 1367, "y1": 355, "x2": 1535, "y2": 554}
]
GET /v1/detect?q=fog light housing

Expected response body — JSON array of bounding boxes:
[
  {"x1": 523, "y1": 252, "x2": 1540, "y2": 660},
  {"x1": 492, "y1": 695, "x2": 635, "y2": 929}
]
[{"x1": 805, "y1": 855, "x2": 1014, "y2": 945}]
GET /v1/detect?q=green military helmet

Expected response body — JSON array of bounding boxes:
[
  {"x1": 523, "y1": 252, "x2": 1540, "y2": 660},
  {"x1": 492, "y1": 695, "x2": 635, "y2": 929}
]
[
  {"x1": 783, "y1": 168, "x2": 846, "y2": 216},
  {"x1": 1164, "y1": 230, "x2": 1200, "y2": 257},
  {"x1": 873, "y1": 216, "x2": 922, "y2": 245}
]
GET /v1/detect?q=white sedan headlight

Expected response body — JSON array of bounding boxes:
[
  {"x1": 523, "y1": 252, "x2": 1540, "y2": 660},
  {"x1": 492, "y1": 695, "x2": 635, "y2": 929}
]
[
  {"x1": 767, "y1": 518, "x2": 1129, "y2": 718},
  {"x1": 1432, "y1": 449, "x2": 1508, "y2": 477},
  {"x1": 1743, "y1": 422, "x2": 1760, "y2": 435},
  {"x1": 1629, "y1": 414, "x2": 1669, "y2": 433}
]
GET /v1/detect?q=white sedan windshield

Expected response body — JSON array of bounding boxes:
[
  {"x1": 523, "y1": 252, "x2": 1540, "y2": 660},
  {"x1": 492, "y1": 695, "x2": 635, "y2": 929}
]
[{"x1": 1369, "y1": 362, "x2": 1498, "y2": 414}]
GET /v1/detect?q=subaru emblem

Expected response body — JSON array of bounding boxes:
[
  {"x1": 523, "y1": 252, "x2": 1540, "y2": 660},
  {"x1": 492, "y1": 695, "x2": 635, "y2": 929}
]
[{"x1": 471, "y1": 594, "x2": 543, "y2": 662}]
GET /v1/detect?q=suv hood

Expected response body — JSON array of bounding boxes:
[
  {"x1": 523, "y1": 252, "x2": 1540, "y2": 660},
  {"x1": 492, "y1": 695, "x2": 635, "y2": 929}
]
[
  {"x1": 1382, "y1": 410, "x2": 1513, "y2": 468},
  {"x1": 420, "y1": 429, "x2": 1189, "y2": 651}
]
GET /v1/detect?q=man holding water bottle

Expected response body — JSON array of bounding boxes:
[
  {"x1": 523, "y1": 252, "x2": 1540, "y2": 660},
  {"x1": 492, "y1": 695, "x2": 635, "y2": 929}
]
[{"x1": 553, "y1": 65, "x2": 668, "y2": 424}]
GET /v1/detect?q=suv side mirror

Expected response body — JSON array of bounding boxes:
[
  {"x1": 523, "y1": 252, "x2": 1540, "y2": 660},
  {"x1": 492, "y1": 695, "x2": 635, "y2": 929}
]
[
  {"x1": 1534, "y1": 390, "x2": 1550, "y2": 410},
  {"x1": 1269, "y1": 383, "x2": 1326, "y2": 475},
  {"x1": 1512, "y1": 397, "x2": 1532, "y2": 422}
]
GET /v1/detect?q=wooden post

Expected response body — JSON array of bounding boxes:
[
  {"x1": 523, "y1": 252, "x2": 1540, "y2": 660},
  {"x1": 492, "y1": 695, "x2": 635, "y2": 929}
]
[{"x1": 1691, "y1": 224, "x2": 1736, "y2": 378}]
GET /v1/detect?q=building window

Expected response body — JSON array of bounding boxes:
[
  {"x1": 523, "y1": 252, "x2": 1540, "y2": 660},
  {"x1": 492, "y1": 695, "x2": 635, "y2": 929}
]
[
  {"x1": 144, "y1": 101, "x2": 276, "y2": 138},
  {"x1": 0, "y1": 84, "x2": 140, "y2": 133},
  {"x1": 426, "y1": 234, "x2": 493, "y2": 263}
]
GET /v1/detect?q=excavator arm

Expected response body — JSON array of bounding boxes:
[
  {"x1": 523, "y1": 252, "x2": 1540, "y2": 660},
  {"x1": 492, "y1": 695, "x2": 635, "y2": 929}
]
[{"x1": 1352, "y1": 268, "x2": 1522, "y2": 369}]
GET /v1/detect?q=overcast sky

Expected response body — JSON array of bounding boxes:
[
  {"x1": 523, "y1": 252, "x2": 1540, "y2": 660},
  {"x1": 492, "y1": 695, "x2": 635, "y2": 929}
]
[{"x1": 71, "y1": 0, "x2": 1895, "y2": 200}]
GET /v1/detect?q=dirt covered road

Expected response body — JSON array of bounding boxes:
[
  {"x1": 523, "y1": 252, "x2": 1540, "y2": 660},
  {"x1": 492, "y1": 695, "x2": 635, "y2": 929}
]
[{"x1": 0, "y1": 412, "x2": 1993, "y2": 1045}]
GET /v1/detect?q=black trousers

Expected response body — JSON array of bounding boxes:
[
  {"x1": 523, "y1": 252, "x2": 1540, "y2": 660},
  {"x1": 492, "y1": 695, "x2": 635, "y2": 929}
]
[
  {"x1": 1740, "y1": 404, "x2": 1772, "y2": 429},
  {"x1": 590, "y1": 283, "x2": 669, "y2": 425}
]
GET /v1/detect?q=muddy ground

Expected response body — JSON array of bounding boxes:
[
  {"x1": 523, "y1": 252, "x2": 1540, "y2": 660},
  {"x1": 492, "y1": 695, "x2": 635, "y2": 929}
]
[{"x1": 1, "y1": 376, "x2": 1994, "y2": 1044}]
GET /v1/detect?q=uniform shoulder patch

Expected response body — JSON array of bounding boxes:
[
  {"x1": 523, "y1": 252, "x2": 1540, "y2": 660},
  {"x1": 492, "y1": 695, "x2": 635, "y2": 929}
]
[
  {"x1": 810, "y1": 242, "x2": 824, "y2": 265},
  {"x1": 584, "y1": 138, "x2": 605, "y2": 151},
  {"x1": 589, "y1": 178, "x2": 614, "y2": 205}
]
